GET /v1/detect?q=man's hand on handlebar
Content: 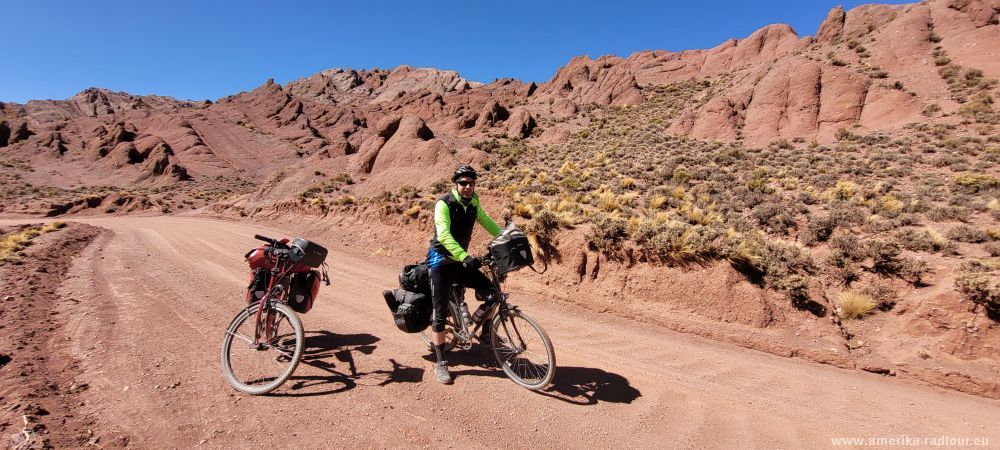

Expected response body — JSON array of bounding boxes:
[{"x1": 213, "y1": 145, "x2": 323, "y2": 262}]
[{"x1": 462, "y1": 255, "x2": 482, "y2": 270}]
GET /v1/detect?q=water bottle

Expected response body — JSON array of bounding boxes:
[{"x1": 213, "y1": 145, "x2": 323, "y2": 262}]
[{"x1": 460, "y1": 302, "x2": 471, "y2": 324}]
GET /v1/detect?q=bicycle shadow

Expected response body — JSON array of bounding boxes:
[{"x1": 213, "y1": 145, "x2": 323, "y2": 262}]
[
  {"x1": 270, "y1": 330, "x2": 424, "y2": 397},
  {"x1": 538, "y1": 366, "x2": 641, "y2": 405},
  {"x1": 422, "y1": 350, "x2": 639, "y2": 405}
]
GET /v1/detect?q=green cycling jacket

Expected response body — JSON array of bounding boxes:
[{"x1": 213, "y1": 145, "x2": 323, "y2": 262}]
[{"x1": 428, "y1": 188, "x2": 501, "y2": 265}]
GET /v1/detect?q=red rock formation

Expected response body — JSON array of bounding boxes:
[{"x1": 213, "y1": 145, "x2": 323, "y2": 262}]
[{"x1": 2, "y1": 0, "x2": 996, "y2": 187}]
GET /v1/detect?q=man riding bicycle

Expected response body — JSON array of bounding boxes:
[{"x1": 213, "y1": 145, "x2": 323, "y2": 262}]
[{"x1": 427, "y1": 164, "x2": 501, "y2": 384}]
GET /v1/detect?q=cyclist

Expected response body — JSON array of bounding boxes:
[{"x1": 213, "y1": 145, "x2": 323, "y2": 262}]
[{"x1": 426, "y1": 164, "x2": 501, "y2": 384}]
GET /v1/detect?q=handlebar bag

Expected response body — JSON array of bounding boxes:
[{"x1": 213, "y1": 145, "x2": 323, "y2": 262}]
[
  {"x1": 289, "y1": 238, "x2": 328, "y2": 268},
  {"x1": 288, "y1": 270, "x2": 321, "y2": 314},
  {"x1": 487, "y1": 223, "x2": 534, "y2": 274}
]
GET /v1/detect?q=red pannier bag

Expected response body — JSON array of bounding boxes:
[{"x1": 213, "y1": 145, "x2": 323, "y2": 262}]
[{"x1": 288, "y1": 270, "x2": 321, "y2": 314}]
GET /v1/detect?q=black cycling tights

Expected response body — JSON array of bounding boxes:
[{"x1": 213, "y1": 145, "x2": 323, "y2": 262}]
[{"x1": 428, "y1": 263, "x2": 494, "y2": 333}]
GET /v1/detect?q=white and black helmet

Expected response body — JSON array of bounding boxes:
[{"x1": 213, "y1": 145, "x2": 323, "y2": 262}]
[{"x1": 452, "y1": 165, "x2": 478, "y2": 182}]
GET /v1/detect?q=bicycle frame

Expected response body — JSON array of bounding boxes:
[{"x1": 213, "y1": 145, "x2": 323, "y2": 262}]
[
  {"x1": 445, "y1": 259, "x2": 521, "y2": 349},
  {"x1": 252, "y1": 254, "x2": 296, "y2": 347}
]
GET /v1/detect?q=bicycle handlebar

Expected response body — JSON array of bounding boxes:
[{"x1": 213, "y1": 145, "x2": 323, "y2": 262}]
[{"x1": 254, "y1": 234, "x2": 276, "y2": 245}]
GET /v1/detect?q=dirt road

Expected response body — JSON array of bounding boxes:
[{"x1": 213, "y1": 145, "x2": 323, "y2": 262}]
[{"x1": 9, "y1": 216, "x2": 999, "y2": 448}]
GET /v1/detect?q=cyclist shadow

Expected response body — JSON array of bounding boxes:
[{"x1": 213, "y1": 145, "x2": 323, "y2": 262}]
[
  {"x1": 538, "y1": 366, "x2": 641, "y2": 405},
  {"x1": 271, "y1": 330, "x2": 423, "y2": 397}
]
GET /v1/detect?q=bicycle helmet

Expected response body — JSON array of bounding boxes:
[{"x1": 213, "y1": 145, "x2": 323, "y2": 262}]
[{"x1": 452, "y1": 165, "x2": 478, "y2": 182}]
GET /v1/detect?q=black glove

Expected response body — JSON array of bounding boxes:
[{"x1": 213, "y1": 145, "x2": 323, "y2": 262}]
[{"x1": 463, "y1": 255, "x2": 482, "y2": 270}]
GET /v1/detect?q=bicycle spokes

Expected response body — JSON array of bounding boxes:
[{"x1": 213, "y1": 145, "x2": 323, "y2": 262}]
[
  {"x1": 221, "y1": 302, "x2": 305, "y2": 395},
  {"x1": 491, "y1": 310, "x2": 556, "y2": 390}
]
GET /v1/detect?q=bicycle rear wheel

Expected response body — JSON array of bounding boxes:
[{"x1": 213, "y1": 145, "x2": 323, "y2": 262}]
[
  {"x1": 220, "y1": 301, "x2": 304, "y2": 395},
  {"x1": 418, "y1": 303, "x2": 459, "y2": 352},
  {"x1": 490, "y1": 309, "x2": 555, "y2": 390}
]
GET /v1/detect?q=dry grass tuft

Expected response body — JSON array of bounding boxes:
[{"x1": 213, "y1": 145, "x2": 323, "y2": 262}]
[{"x1": 837, "y1": 290, "x2": 877, "y2": 320}]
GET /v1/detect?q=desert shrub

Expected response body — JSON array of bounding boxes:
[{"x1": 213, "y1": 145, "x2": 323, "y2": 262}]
[
  {"x1": 859, "y1": 279, "x2": 899, "y2": 310},
  {"x1": 954, "y1": 259, "x2": 1000, "y2": 316},
  {"x1": 799, "y1": 214, "x2": 837, "y2": 246},
  {"x1": 898, "y1": 213, "x2": 922, "y2": 226},
  {"x1": 634, "y1": 219, "x2": 721, "y2": 263},
  {"x1": 946, "y1": 224, "x2": 990, "y2": 243},
  {"x1": 0, "y1": 222, "x2": 65, "y2": 263},
  {"x1": 525, "y1": 207, "x2": 561, "y2": 237},
  {"x1": 333, "y1": 173, "x2": 354, "y2": 185},
  {"x1": 899, "y1": 257, "x2": 929, "y2": 285},
  {"x1": 828, "y1": 202, "x2": 867, "y2": 227},
  {"x1": 837, "y1": 290, "x2": 877, "y2": 320},
  {"x1": 730, "y1": 235, "x2": 815, "y2": 296},
  {"x1": 826, "y1": 234, "x2": 865, "y2": 284},
  {"x1": 953, "y1": 172, "x2": 998, "y2": 193},
  {"x1": 985, "y1": 242, "x2": 1000, "y2": 257},
  {"x1": 862, "y1": 218, "x2": 903, "y2": 234},
  {"x1": 925, "y1": 204, "x2": 970, "y2": 222},
  {"x1": 866, "y1": 239, "x2": 904, "y2": 275},
  {"x1": 299, "y1": 186, "x2": 322, "y2": 200},
  {"x1": 511, "y1": 202, "x2": 533, "y2": 219},
  {"x1": 649, "y1": 195, "x2": 668, "y2": 210},
  {"x1": 472, "y1": 138, "x2": 501, "y2": 152},
  {"x1": 588, "y1": 215, "x2": 628, "y2": 253},
  {"x1": 895, "y1": 227, "x2": 951, "y2": 253},
  {"x1": 827, "y1": 180, "x2": 858, "y2": 201},
  {"x1": 403, "y1": 204, "x2": 421, "y2": 218},
  {"x1": 596, "y1": 191, "x2": 620, "y2": 212},
  {"x1": 334, "y1": 194, "x2": 356, "y2": 206},
  {"x1": 751, "y1": 202, "x2": 796, "y2": 235}
]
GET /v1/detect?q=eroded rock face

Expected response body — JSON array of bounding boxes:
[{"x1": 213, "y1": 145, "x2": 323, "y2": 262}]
[
  {"x1": 506, "y1": 109, "x2": 536, "y2": 139},
  {"x1": 947, "y1": 0, "x2": 1000, "y2": 27},
  {"x1": 3, "y1": 0, "x2": 997, "y2": 188},
  {"x1": 539, "y1": 55, "x2": 645, "y2": 106},
  {"x1": 816, "y1": 6, "x2": 847, "y2": 43}
]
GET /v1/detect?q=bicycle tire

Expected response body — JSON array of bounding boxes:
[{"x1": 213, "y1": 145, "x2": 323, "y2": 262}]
[
  {"x1": 490, "y1": 309, "x2": 556, "y2": 390},
  {"x1": 220, "y1": 301, "x2": 304, "y2": 395}
]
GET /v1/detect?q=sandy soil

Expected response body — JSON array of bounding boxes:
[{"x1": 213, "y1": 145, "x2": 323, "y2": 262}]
[{"x1": 1, "y1": 216, "x2": 999, "y2": 448}]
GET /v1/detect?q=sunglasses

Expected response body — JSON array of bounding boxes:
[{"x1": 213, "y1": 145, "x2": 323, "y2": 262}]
[{"x1": 457, "y1": 180, "x2": 476, "y2": 187}]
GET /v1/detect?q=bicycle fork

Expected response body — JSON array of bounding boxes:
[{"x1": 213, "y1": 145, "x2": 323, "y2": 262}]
[{"x1": 495, "y1": 304, "x2": 529, "y2": 354}]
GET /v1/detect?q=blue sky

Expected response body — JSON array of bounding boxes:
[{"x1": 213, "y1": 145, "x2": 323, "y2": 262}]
[{"x1": 1, "y1": 0, "x2": 912, "y2": 103}]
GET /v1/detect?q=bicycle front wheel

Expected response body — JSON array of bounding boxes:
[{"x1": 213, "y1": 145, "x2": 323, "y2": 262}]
[
  {"x1": 220, "y1": 301, "x2": 304, "y2": 395},
  {"x1": 490, "y1": 309, "x2": 556, "y2": 390}
]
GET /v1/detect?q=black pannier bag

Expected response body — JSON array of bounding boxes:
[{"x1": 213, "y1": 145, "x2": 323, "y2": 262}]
[
  {"x1": 398, "y1": 262, "x2": 430, "y2": 295},
  {"x1": 288, "y1": 270, "x2": 321, "y2": 314},
  {"x1": 289, "y1": 238, "x2": 328, "y2": 268},
  {"x1": 383, "y1": 288, "x2": 431, "y2": 333},
  {"x1": 487, "y1": 223, "x2": 534, "y2": 274},
  {"x1": 246, "y1": 267, "x2": 272, "y2": 305}
]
